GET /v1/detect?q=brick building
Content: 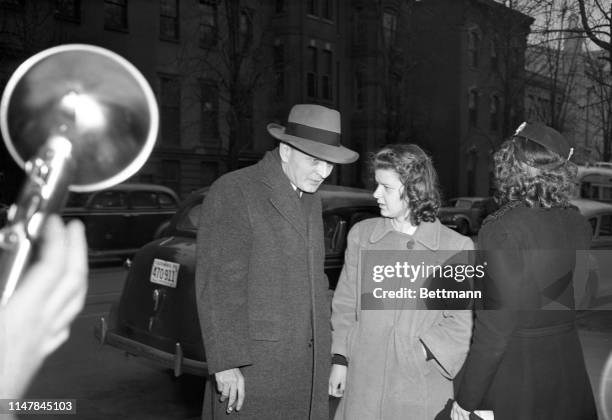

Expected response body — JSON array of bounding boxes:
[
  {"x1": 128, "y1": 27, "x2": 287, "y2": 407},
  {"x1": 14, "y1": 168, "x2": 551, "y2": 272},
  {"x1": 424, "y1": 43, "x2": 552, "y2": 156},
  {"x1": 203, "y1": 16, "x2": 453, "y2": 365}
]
[{"x1": 0, "y1": 0, "x2": 532, "y2": 201}]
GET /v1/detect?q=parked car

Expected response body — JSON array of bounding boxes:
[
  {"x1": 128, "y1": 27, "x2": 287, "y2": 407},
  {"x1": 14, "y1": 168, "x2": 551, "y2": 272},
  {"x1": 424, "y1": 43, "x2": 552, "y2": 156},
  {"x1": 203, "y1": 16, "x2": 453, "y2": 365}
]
[
  {"x1": 63, "y1": 183, "x2": 179, "y2": 261},
  {"x1": 94, "y1": 185, "x2": 379, "y2": 376},
  {"x1": 571, "y1": 198, "x2": 612, "y2": 249},
  {"x1": 438, "y1": 196, "x2": 497, "y2": 235},
  {"x1": 592, "y1": 162, "x2": 612, "y2": 170},
  {"x1": 570, "y1": 198, "x2": 612, "y2": 307}
]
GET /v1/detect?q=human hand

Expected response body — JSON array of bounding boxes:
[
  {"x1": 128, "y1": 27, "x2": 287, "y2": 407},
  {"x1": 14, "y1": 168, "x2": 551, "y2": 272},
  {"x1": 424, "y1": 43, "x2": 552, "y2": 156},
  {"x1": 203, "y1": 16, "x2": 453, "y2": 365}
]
[
  {"x1": 215, "y1": 367, "x2": 245, "y2": 413},
  {"x1": 328, "y1": 364, "x2": 347, "y2": 397},
  {"x1": 451, "y1": 400, "x2": 471, "y2": 420},
  {"x1": 1, "y1": 216, "x2": 88, "y2": 398}
]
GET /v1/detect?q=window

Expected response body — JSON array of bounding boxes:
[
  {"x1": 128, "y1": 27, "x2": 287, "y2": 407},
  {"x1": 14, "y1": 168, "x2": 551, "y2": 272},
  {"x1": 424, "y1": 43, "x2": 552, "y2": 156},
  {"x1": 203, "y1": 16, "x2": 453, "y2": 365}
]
[
  {"x1": 275, "y1": 0, "x2": 284, "y2": 13},
  {"x1": 159, "y1": 75, "x2": 181, "y2": 147},
  {"x1": 239, "y1": 9, "x2": 252, "y2": 49},
  {"x1": 468, "y1": 89, "x2": 479, "y2": 127},
  {"x1": 178, "y1": 203, "x2": 201, "y2": 231},
  {"x1": 307, "y1": 46, "x2": 317, "y2": 98},
  {"x1": 91, "y1": 191, "x2": 127, "y2": 209},
  {"x1": 200, "y1": 162, "x2": 219, "y2": 186},
  {"x1": 160, "y1": 0, "x2": 179, "y2": 40},
  {"x1": 201, "y1": 80, "x2": 219, "y2": 139},
  {"x1": 354, "y1": 71, "x2": 364, "y2": 110},
  {"x1": 321, "y1": 50, "x2": 332, "y2": 100},
  {"x1": 273, "y1": 42, "x2": 284, "y2": 98},
  {"x1": 599, "y1": 215, "x2": 612, "y2": 237},
  {"x1": 159, "y1": 193, "x2": 177, "y2": 208},
  {"x1": 589, "y1": 218, "x2": 597, "y2": 235},
  {"x1": 131, "y1": 192, "x2": 159, "y2": 209},
  {"x1": 323, "y1": 214, "x2": 346, "y2": 255},
  {"x1": 322, "y1": 0, "x2": 333, "y2": 20},
  {"x1": 455, "y1": 199, "x2": 473, "y2": 209},
  {"x1": 199, "y1": 0, "x2": 218, "y2": 48},
  {"x1": 161, "y1": 160, "x2": 180, "y2": 194},
  {"x1": 382, "y1": 11, "x2": 397, "y2": 47},
  {"x1": 55, "y1": 0, "x2": 80, "y2": 21},
  {"x1": 490, "y1": 95, "x2": 500, "y2": 131},
  {"x1": 307, "y1": 0, "x2": 317, "y2": 16},
  {"x1": 490, "y1": 39, "x2": 498, "y2": 71},
  {"x1": 467, "y1": 30, "x2": 480, "y2": 67},
  {"x1": 527, "y1": 94, "x2": 535, "y2": 120},
  {"x1": 0, "y1": 0, "x2": 24, "y2": 9},
  {"x1": 104, "y1": 0, "x2": 127, "y2": 31},
  {"x1": 353, "y1": 7, "x2": 365, "y2": 46},
  {"x1": 66, "y1": 192, "x2": 90, "y2": 208}
]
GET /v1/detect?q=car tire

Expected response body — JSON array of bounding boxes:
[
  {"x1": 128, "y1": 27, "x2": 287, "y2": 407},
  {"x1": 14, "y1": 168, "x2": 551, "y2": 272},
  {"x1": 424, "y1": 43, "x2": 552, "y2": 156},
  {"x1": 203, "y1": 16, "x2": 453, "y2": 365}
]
[{"x1": 456, "y1": 220, "x2": 470, "y2": 236}]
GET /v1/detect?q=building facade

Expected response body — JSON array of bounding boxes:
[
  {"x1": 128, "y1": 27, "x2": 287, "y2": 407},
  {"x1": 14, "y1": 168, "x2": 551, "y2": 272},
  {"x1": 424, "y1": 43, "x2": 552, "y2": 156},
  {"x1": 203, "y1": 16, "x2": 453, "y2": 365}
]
[
  {"x1": 0, "y1": 0, "x2": 532, "y2": 201},
  {"x1": 525, "y1": 14, "x2": 610, "y2": 164}
]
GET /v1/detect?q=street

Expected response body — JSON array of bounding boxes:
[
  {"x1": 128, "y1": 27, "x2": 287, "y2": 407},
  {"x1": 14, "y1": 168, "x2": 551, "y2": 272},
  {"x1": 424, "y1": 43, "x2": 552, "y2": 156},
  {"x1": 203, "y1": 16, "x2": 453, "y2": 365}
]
[
  {"x1": 17, "y1": 264, "x2": 612, "y2": 420},
  {"x1": 21, "y1": 264, "x2": 204, "y2": 420}
]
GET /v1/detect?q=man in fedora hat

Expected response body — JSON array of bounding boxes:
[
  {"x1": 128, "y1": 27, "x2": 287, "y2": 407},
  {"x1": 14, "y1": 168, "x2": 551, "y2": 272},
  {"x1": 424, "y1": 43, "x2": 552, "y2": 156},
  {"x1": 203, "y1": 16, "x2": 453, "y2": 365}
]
[{"x1": 196, "y1": 104, "x2": 358, "y2": 419}]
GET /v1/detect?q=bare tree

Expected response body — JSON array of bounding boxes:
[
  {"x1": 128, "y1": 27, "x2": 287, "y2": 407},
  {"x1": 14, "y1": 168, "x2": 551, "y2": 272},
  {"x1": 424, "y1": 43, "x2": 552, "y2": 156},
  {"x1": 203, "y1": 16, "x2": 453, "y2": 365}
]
[
  {"x1": 486, "y1": 1, "x2": 543, "y2": 138},
  {"x1": 577, "y1": 0, "x2": 612, "y2": 160},
  {"x1": 375, "y1": 1, "x2": 419, "y2": 144},
  {"x1": 522, "y1": 1, "x2": 584, "y2": 132},
  {"x1": 177, "y1": 0, "x2": 281, "y2": 171}
]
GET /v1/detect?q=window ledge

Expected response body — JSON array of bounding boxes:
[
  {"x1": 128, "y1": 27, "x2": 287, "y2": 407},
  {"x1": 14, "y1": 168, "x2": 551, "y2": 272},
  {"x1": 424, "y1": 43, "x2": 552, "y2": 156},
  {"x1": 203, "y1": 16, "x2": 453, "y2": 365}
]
[
  {"x1": 55, "y1": 15, "x2": 81, "y2": 24},
  {"x1": 104, "y1": 25, "x2": 129, "y2": 33},
  {"x1": 160, "y1": 36, "x2": 180, "y2": 44}
]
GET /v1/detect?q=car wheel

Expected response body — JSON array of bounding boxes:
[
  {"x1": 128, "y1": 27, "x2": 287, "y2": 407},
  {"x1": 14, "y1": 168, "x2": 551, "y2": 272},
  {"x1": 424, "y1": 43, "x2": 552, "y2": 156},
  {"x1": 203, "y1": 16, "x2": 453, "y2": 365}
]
[{"x1": 456, "y1": 220, "x2": 470, "y2": 236}]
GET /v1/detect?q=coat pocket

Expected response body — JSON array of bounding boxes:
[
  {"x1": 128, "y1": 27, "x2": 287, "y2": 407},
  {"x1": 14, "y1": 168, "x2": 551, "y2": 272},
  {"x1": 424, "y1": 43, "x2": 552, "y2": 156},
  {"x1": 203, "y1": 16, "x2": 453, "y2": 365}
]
[{"x1": 250, "y1": 319, "x2": 280, "y2": 341}]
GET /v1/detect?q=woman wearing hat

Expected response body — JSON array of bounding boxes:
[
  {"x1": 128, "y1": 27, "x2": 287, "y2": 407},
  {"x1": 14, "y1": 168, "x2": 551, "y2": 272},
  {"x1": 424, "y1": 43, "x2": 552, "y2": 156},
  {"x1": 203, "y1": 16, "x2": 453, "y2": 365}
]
[
  {"x1": 451, "y1": 122, "x2": 598, "y2": 420},
  {"x1": 329, "y1": 144, "x2": 474, "y2": 419}
]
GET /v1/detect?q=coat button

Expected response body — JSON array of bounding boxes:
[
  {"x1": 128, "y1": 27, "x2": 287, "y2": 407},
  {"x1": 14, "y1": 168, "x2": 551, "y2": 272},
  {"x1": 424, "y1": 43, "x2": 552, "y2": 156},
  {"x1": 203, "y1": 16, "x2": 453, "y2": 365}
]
[
  {"x1": 308, "y1": 339, "x2": 313, "y2": 348},
  {"x1": 406, "y1": 239, "x2": 415, "y2": 249}
]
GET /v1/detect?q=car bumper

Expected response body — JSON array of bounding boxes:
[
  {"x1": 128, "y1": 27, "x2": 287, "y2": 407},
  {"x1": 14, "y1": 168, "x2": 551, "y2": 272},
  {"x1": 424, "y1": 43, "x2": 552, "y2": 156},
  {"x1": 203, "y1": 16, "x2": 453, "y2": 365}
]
[{"x1": 94, "y1": 317, "x2": 208, "y2": 377}]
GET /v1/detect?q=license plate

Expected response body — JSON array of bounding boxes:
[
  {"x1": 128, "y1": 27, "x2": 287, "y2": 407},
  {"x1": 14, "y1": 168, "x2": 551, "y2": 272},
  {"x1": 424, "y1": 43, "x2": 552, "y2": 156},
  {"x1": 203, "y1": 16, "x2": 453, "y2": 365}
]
[{"x1": 150, "y1": 259, "x2": 180, "y2": 288}]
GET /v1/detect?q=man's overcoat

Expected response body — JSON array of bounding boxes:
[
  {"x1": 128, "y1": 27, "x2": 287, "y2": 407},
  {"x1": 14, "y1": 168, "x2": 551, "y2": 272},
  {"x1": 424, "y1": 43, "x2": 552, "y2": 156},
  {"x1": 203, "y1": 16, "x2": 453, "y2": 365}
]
[{"x1": 195, "y1": 149, "x2": 330, "y2": 420}]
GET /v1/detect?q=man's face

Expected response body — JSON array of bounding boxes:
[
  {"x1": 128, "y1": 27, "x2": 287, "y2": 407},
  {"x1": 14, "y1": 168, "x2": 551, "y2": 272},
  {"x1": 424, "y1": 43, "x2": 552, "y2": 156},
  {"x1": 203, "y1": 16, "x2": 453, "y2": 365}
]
[{"x1": 280, "y1": 144, "x2": 335, "y2": 193}]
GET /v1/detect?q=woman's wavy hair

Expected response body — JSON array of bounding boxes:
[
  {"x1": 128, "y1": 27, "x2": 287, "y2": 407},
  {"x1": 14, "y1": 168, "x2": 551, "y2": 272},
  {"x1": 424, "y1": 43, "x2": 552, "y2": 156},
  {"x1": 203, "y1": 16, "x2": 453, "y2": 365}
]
[
  {"x1": 370, "y1": 144, "x2": 440, "y2": 225},
  {"x1": 493, "y1": 136, "x2": 577, "y2": 208}
]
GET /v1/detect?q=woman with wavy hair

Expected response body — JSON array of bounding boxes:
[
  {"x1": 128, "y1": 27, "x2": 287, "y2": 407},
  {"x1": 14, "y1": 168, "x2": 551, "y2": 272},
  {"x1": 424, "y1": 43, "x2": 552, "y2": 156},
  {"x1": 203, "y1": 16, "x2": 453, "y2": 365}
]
[
  {"x1": 451, "y1": 122, "x2": 597, "y2": 420},
  {"x1": 329, "y1": 144, "x2": 474, "y2": 419}
]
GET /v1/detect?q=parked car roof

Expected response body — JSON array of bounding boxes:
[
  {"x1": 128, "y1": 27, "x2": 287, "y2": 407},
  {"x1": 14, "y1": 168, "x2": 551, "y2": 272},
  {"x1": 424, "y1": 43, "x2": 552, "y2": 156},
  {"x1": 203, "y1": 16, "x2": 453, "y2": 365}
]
[
  {"x1": 183, "y1": 184, "x2": 375, "y2": 211},
  {"x1": 570, "y1": 198, "x2": 612, "y2": 218},
  {"x1": 318, "y1": 184, "x2": 376, "y2": 210},
  {"x1": 446, "y1": 196, "x2": 489, "y2": 202},
  {"x1": 98, "y1": 182, "x2": 179, "y2": 195},
  {"x1": 577, "y1": 166, "x2": 612, "y2": 179}
]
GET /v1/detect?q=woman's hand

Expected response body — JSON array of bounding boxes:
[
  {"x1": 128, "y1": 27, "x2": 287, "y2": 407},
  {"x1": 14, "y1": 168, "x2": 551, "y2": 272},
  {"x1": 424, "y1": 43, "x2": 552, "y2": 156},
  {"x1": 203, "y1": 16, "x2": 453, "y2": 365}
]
[
  {"x1": 451, "y1": 400, "x2": 471, "y2": 420},
  {"x1": 328, "y1": 364, "x2": 347, "y2": 397}
]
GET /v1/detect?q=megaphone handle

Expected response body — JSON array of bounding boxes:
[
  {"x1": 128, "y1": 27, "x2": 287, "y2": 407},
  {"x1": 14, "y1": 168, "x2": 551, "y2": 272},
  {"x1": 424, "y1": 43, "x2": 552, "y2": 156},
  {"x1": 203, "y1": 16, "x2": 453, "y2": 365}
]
[{"x1": 0, "y1": 136, "x2": 74, "y2": 305}]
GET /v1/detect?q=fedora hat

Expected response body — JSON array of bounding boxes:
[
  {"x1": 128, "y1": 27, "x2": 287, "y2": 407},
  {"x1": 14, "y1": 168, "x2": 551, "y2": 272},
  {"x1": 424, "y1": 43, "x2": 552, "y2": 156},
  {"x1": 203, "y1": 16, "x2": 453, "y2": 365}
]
[{"x1": 267, "y1": 104, "x2": 359, "y2": 164}]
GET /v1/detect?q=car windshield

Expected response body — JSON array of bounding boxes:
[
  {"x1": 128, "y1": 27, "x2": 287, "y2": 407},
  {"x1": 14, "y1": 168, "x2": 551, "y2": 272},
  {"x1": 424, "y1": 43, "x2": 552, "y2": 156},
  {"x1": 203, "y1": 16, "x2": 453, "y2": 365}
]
[
  {"x1": 65, "y1": 192, "x2": 91, "y2": 208},
  {"x1": 177, "y1": 203, "x2": 202, "y2": 232},
  {"x1": 455, "y1": 199, "x2": 473, "y2": 209}
]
